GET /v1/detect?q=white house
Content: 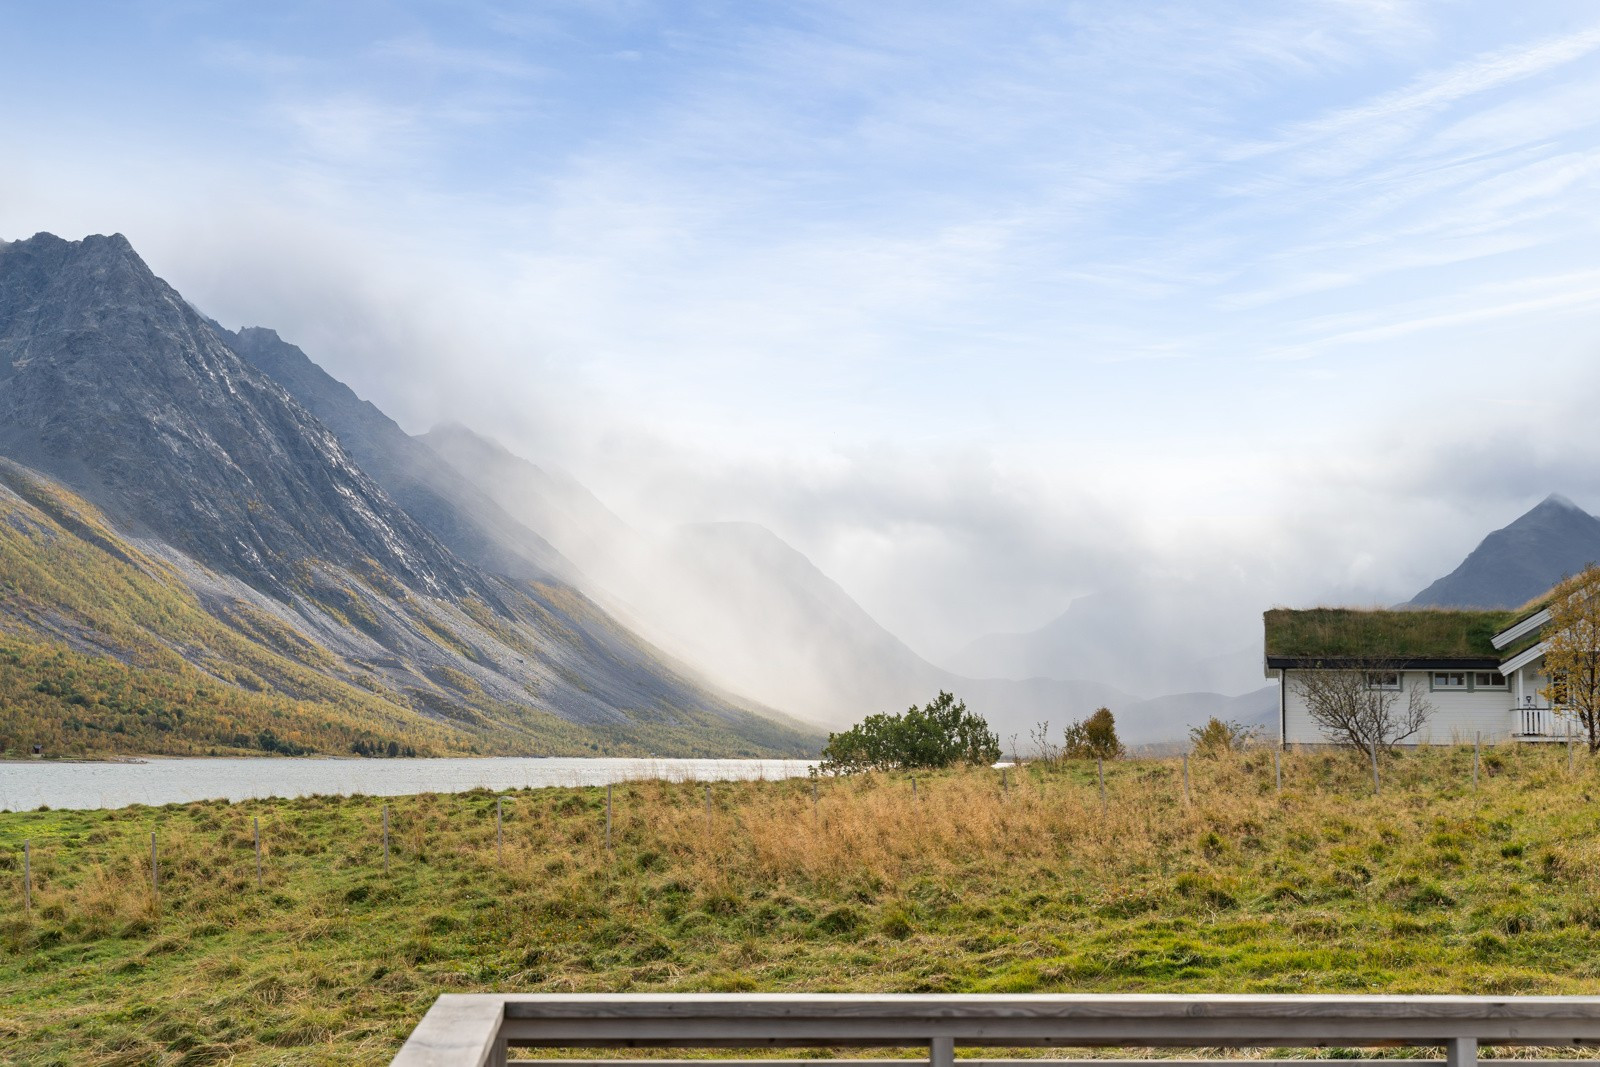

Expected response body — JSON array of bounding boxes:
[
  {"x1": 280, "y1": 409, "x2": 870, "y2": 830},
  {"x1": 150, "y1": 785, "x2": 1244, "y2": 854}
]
[{"x1": 1263, "y1": 595, "x2": 1571, "y2": 746}]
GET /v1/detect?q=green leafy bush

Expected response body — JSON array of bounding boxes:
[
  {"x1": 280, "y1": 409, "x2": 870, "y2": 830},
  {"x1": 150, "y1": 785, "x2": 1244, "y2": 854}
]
[{"x1": 820, "y1": 691, "x2": 1000, "y2": 773}]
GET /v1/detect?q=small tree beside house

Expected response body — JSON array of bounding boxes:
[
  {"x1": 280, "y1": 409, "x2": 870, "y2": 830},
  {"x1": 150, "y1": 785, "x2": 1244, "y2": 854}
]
[
  {"x1": 1540, "y1": 564, "x2": 1600, "y2": 753},
  {"x1": 1291, "y1": 660, "x2": 1434, "y2": 757}
]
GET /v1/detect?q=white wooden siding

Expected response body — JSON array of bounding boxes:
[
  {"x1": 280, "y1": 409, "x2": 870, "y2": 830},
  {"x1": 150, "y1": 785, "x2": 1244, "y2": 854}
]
[{"x1": 1281, "y1": 669, "x2": 1545, "y2": 745}]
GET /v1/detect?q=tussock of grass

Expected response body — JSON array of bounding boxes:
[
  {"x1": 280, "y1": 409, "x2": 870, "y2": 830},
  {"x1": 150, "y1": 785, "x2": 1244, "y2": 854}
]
[{"x1": 5, "y1": 747, "x2": 1600, "y2": 1064}]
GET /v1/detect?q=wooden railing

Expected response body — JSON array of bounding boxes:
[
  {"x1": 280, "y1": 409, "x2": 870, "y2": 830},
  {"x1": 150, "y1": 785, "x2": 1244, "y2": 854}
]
[
  {"x1": 390, "y1": 993, "x2": 1600, "y2": 1067},
  {"x1": 1518, "y1": 706, "x2": 1556, "y2": 737}
]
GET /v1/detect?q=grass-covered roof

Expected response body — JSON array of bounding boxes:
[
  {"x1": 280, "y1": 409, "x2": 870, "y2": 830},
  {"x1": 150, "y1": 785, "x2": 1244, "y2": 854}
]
[{"x1": 1263, "y1": 606, "x2": 1517, "y2": 663}]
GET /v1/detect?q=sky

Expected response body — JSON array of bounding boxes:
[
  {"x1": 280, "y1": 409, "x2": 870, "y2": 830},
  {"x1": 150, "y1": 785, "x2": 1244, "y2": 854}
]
[{"x1": 5, "y1": 1, "x2": 1600, "y2": 690}]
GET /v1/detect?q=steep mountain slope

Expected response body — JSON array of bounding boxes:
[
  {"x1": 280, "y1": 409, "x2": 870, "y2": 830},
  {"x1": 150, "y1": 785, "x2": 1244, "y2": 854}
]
[
  {"x1": 1407, "y1": 494, "x2": 1600, "y2": 608},
  {"x1": 0, "y1": 233, "x2": 818, "y2": 757},
  {"x1": 227, "y1": 328, "x2": 575, "y2": 584},
  {"x1": 0, "y1": 233, "x2": 476, "y2": 603},
  {"x1": 420, "y1": 421, "x2": 637, "y2": 589},
  {"x1": 423, "y1": 426, "x2": 1255, "y2": 745}
]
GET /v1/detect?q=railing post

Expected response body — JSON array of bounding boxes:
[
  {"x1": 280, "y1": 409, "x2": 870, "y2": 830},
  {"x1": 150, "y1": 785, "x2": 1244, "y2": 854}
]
[
  {"x1": 1447, "y1": 1036, "x2": 1478, "y2": 1067},
  {"x1": 930, "y1": 1036, "x2": 954, "y2": 1067}
]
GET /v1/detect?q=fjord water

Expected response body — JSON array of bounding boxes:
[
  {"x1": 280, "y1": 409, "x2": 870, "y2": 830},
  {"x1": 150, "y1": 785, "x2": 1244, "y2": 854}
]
[{"x1": 0, "y1": 756, "x2": 817, "y2": 811}]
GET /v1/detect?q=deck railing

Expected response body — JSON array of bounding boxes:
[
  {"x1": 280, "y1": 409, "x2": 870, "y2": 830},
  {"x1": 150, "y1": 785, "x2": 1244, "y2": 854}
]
[
  {"x1": 390, "y1": 994, "x2": 1600, "y2": 1067},
  {"x1": 1517, "y1": 706, "x2": 1557, "y2": 737}
]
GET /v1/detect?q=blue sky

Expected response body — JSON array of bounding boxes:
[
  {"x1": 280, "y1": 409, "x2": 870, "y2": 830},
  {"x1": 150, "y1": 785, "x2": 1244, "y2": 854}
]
[{"x1": 5, "y1": 1, "x2": 1600, "y2": 683}]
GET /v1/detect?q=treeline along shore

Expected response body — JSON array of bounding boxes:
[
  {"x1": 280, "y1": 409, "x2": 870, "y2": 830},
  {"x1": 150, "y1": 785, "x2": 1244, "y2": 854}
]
[{"x1": 5, "y1": 745, "x2": 1600, "y2": 1064}]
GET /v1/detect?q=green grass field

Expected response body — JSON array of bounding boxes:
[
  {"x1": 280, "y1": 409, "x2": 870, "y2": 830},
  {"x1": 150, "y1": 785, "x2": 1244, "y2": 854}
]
[{"x1": 4, "y1": 745, "x2": 1600, "y2": 1065}]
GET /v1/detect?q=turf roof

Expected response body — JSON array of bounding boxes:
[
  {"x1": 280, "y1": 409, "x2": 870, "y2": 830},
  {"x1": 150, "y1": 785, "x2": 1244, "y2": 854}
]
[{"x1": 1263, "y1": 606, "x2": 1518, "y2": 663}]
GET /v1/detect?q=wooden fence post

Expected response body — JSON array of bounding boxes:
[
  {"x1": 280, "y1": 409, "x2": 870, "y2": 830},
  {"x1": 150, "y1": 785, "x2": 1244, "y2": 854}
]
[
  {"x1": 496, "y1": 797, "x2": 504, "y2": 865},
  {"x1": 811, "y1": 779, "x2": 819, "y2": 821},
  {"x1": 605, "y1": 784, "x2": 613, "y2": 850},
  {"x1": 1097, "y1": 758, "x2": 1106, "y2": 812},
  {"x1": 1000, "y1": 768, "x2": 1008, "y2": 795},
  {"x1": 150, "y1": 832, "x2": 159, "y2": 901},
  {"x1": 382, "y1": 804, "x2": 390, "y2": 875},
  {"x1": 911, "y1": 777, "x2": 917, "y2": 802},
  {"x1": 253, "y1": 817, "x2": 262, "y2": 890},
  {"x1": 23, "y1": 840, "x2": 30, "y2": 915}
]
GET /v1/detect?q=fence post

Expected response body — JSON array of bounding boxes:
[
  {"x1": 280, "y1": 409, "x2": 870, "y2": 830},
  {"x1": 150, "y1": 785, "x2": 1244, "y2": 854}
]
[
  {"x1": 1001, "y1": 768, "x2": 1008, "y2": 795},
  {"x1": 1182, "y1": 753, "x2": 1191, "y2": 804},
  {"x1": 911, "y1": 777, "x2": 917, "y2": 802},
  {"x1": 1370, "y1": 744, "x2": 1381, "y2": 795},
  {"x1": 1097, "y1": 758, "x2": 1106, "y2": 812},
  {"x1": 1447, "y1": 1037, "x2": 1478, "y2": 1067},
  {"x1": 811, "y1": 779, "x2": 819, "y2": 821},
  {"x1": 931, "y1": 1037, "x2": 955, "y2": 1067},
  {"x1": 605, "y1": 784, "x2": 613, "y2": 850},
  {"x1": 382, "y1": 804, "x2": 390, "y2": 875},
  {"x1": 1274, "y1": 749, "x2": 1282, "y2": 793},
  {"x1": 253, "y1": 817, "x2": 262, "y2": 890},
  {"x1": 150, "y1": 832, "x2": 159, "y2": 901},
  {"x1": 496, "y1": 797, "x2": 504, "y2": 865},
  {"x1": 23, "y1": 840, "x2": 30, "y2": 914}
]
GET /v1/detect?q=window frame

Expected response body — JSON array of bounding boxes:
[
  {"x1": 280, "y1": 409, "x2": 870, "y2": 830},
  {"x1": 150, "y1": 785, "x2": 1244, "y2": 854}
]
[
  {"x1": 1430, "y1": 671, "x2": 1467, "y2": 692},
  {"x1": 1364, "y1": 671, "x2": 1402, "y2": 691}
]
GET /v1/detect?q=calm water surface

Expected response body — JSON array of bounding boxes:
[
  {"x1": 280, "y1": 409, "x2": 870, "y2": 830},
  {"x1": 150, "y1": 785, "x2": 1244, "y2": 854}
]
[{"x1": 0, "y1": 756, "x2": 817, "y2": 811}]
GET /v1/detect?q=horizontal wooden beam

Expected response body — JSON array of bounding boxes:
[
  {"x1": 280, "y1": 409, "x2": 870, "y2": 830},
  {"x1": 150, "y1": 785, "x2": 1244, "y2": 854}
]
[{"x1": 393, "y1": 994, "x2": 1600, "y2": 1066}]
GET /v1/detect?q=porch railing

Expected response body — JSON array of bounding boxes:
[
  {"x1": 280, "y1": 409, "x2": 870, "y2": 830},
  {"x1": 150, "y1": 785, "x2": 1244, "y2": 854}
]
[{"x1": 389, "y1": 993, "x2": 1600, "y2": 1067}]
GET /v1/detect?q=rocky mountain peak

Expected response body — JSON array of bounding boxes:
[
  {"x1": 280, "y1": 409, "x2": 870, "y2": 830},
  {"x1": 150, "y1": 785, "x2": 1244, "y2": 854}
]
[
  {"x1": 0, "y1": 232, "x2": 482, "y2": 601},
  {"x1": 1407, "y1": 495, "x2": 1600, "y2": 609}
]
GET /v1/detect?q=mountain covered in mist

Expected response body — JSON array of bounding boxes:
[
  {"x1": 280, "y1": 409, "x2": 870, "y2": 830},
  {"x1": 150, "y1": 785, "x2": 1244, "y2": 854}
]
[
  {"x1": 0, "y1": 232, "x2": 817, "y2": 757},
  {"x1": 1406, "y1": 494, "x2": 1600, "y2": 608},
  {"x1": 422, "y1": 424, "x2": 1273, "y2": 745}
]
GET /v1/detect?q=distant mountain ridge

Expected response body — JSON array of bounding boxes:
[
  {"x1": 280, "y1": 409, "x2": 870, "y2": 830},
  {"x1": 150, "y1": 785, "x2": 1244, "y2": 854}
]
[
  {"x1": 1406, "y1": 494, "x2": 1600, "y2": 609},
  {"x1": 0, "y1": 232, "x2": 818, "y2": 757}
]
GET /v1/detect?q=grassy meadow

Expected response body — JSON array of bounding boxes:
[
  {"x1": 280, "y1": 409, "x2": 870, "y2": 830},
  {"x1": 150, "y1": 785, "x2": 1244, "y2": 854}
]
[{"x1": 4, "y1": 745, "x2": 1600, "y2": 1064}]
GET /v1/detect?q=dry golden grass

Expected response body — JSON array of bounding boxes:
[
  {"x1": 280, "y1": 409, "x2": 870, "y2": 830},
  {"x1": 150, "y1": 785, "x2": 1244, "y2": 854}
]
[{"x1": 4, "y1": 745, "x2": 1600, "y2": 1065}]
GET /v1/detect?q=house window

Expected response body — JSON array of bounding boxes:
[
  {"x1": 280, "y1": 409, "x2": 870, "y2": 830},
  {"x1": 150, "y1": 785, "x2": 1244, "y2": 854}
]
[
  {"x1": 1431, "y1": 672, "x2": 1467, "y2": 691},
  {"x1": 1365, "y1": 671, "x2": 1401, "y2": 691},
  {"x1": 1472, "y1": 672, "x2": 1507, "y2": 690}
]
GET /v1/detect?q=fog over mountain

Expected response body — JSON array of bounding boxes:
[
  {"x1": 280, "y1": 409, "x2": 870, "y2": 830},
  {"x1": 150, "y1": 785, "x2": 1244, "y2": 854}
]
[
  {"x1": 0, "y1": 232, "x2": 819, "y2": 756},
  {"x1": 423, "y1": 421, "x2": 1274, "y2": 744},
  {"x1": 8, "y1": 4, "x2": 1600, "y2": 751}
]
